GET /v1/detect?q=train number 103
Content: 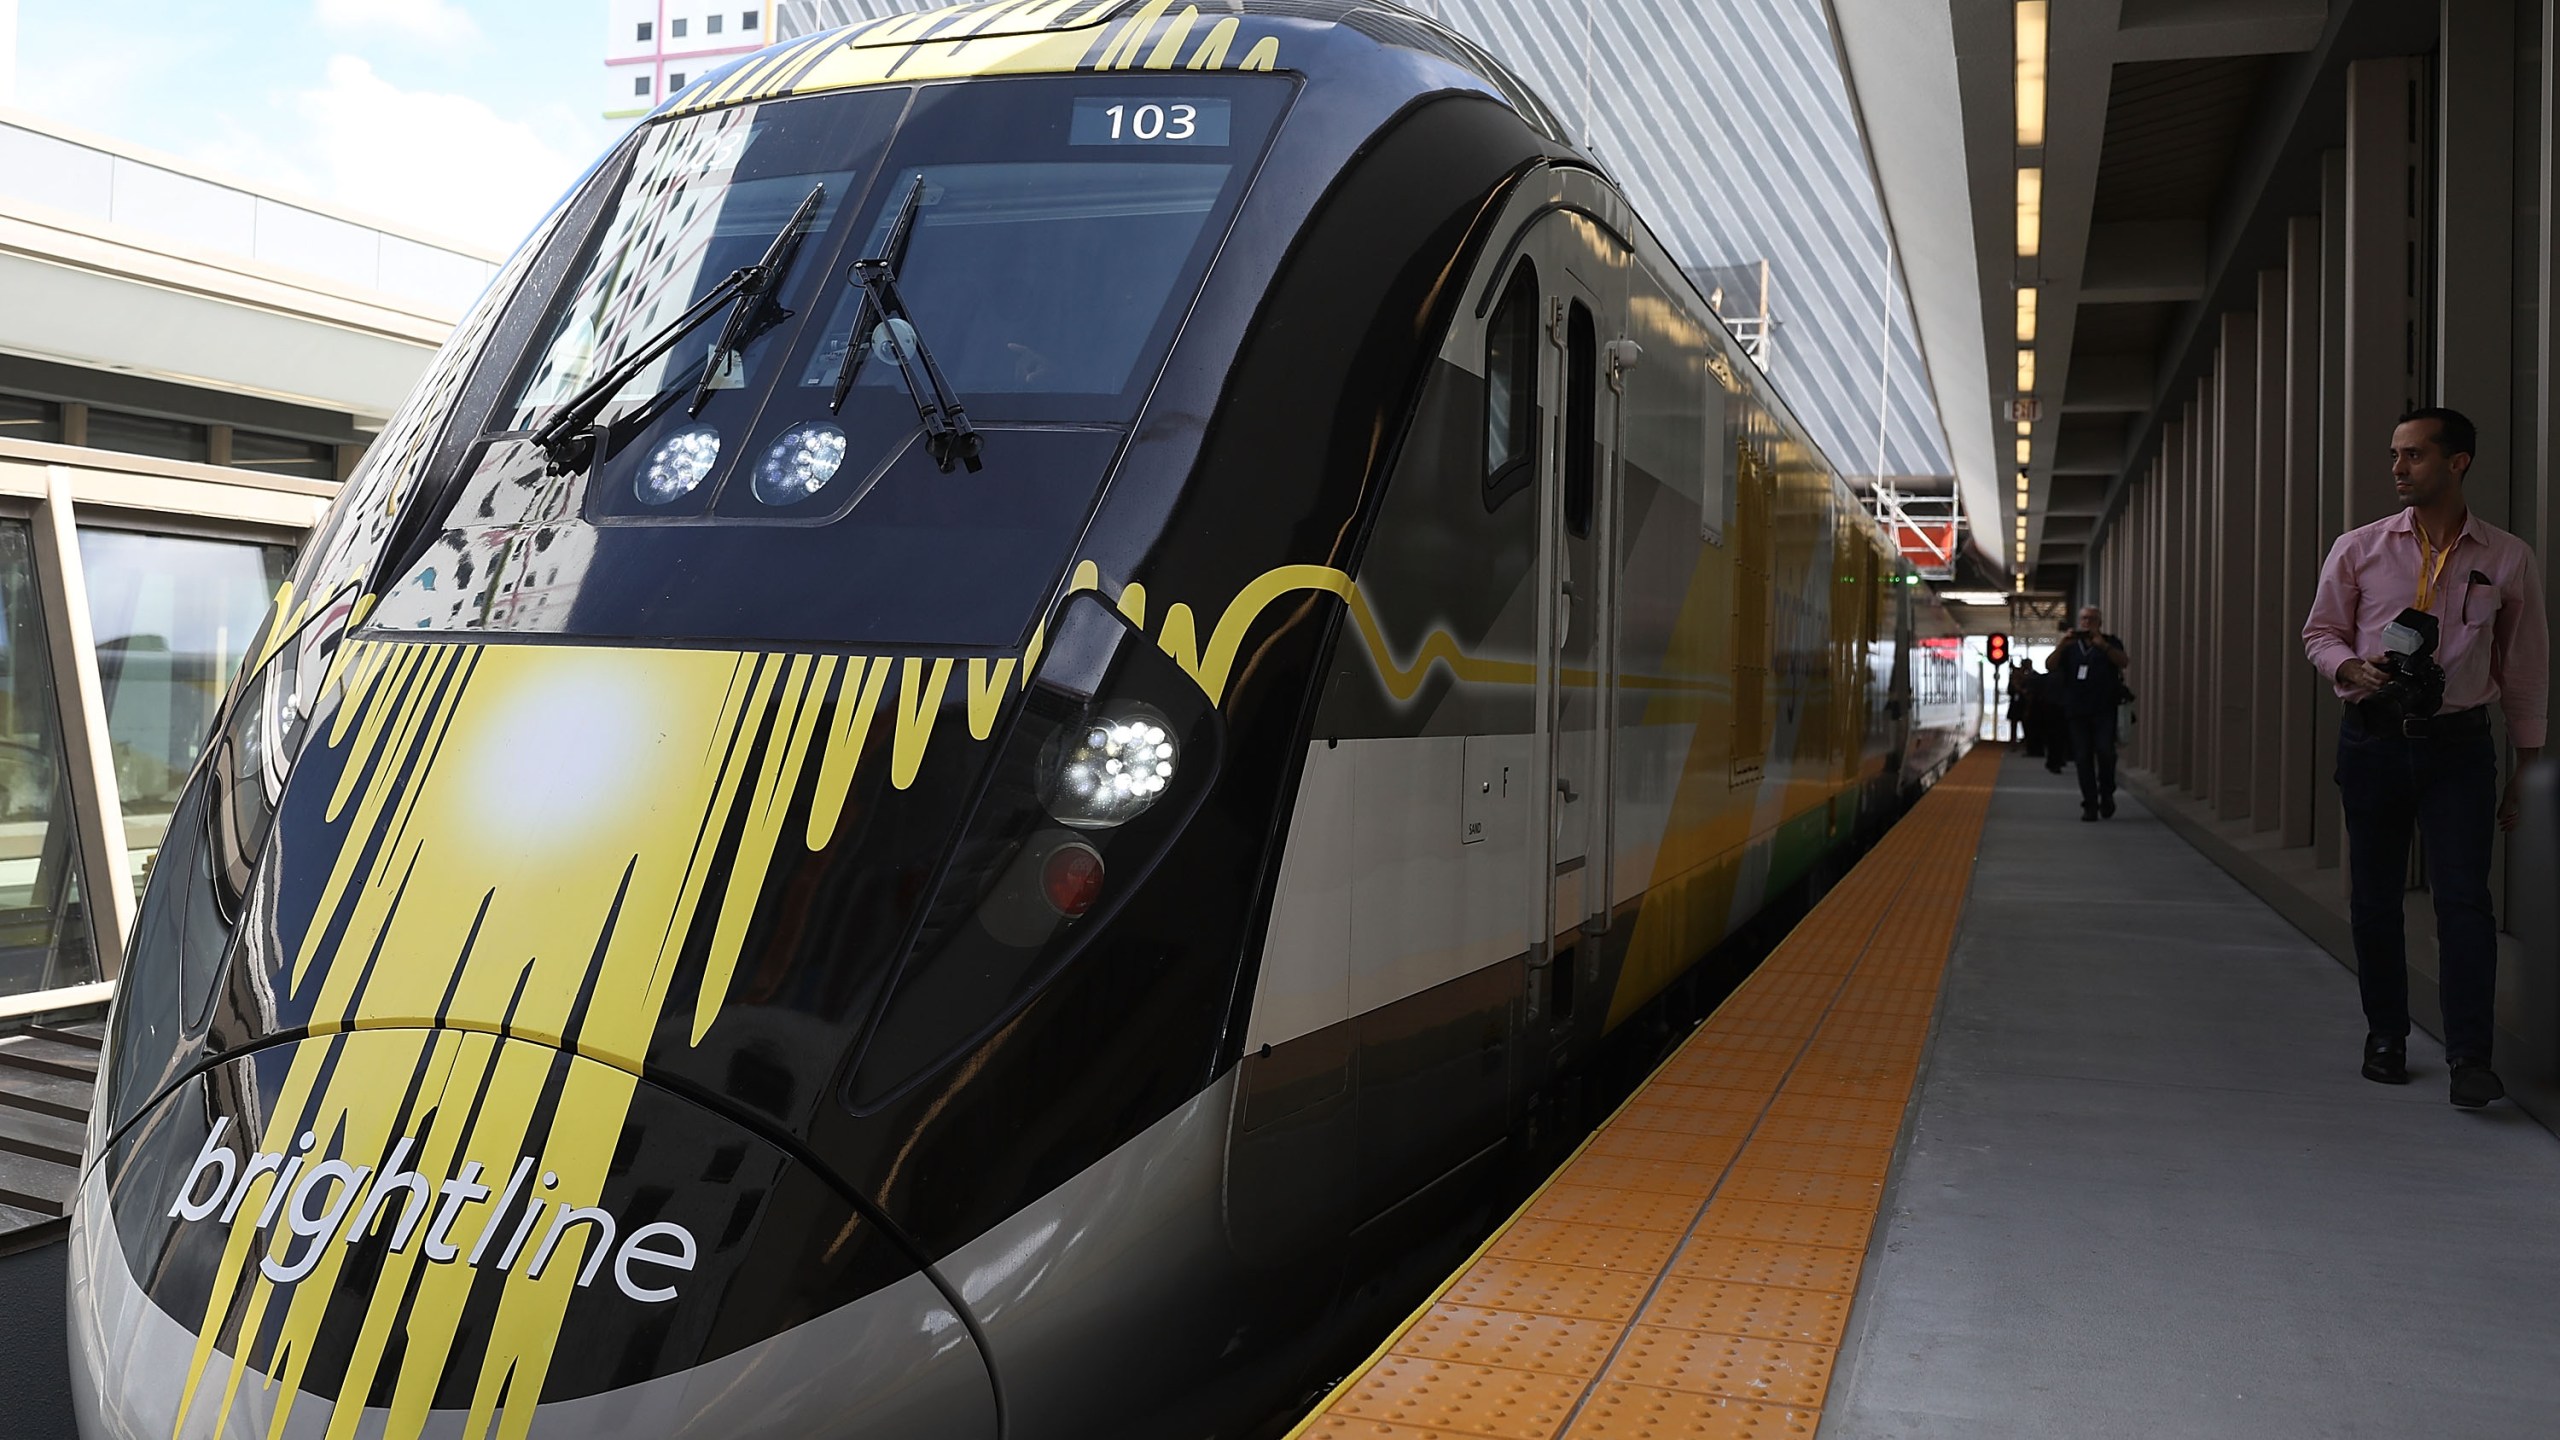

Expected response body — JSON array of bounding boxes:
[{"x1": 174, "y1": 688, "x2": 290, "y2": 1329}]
[{"x1": 1100, "y1": 103, "x2": 1199, "y2": 141}]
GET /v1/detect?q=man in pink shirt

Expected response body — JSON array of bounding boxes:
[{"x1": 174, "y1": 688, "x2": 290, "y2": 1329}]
[{"x1": 2302, "y1": 407, "x2": 2549, "y2": 1109}]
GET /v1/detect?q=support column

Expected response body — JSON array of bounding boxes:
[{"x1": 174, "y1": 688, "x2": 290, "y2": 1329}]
[
  {"x1": 2187, "y1": 384, "x2": 2212, "y2": 798},
  {"x1": 2283, "y1": 215, "x2": 2325, "y2": 848},
  {"x1": 2344, "y1": 58, "x2": 2425, "y2": 532},
  {"x1": 2127, "y1": 477, "x2": 2144, "y2": 770},
  {"x1": 2163, "y1": 424, "x2": 2190, "y2": 787},
  {"x1": 2536, "y1": 0, "x2": 2560, "y2": 566},
  {"x1": 2315, "y1": 147, "x2": 2351, "y2": 868},
  {"x1": 2143, "y1": 458, "x2": 2161, "y2": 777},
  {"x1": 2152, "y1": 457, "x2": 2171, "y2": 776},
  {"x1": 2441, "y1": 0, "x2": 2517, "y2": 529},
  {"x1": 2138, "y1": 469, "x2": 2158, "y2": 772},
  {"x1": 2253, "y1": 274, "x2": 2288, "y2": 831},
  {"x1": 2215, "y1": 324, "x2": 2258, "y2": 821}
]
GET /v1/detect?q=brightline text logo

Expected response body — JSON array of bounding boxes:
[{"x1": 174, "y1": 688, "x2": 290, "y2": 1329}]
[{"x1": 167, "y1": 1117, "x2": 699, "y2": 1302}]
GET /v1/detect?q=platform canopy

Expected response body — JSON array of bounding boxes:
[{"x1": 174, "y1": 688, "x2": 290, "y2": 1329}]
[{"x1": 1829, "y1": 0, "x2": 2449, "y2": 592}]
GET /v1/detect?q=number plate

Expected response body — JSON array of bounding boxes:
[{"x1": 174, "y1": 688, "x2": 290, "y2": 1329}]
[{"x1": 1070, "y1": 96, "x2": 1232, "y2": 146}]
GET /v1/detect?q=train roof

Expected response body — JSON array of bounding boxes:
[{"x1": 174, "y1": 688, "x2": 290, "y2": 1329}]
[{"x1": 663, "y1": 0, "x2": 1568, "y2": 143}]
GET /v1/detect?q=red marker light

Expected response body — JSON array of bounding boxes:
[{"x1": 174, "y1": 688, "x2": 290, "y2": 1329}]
[{"x1": 1041, "y1": 843, "x2": 1106, "y2": 918}]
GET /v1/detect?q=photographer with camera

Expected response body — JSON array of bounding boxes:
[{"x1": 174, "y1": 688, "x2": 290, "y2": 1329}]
[
  {"x1": 2056, "y1": 607, "x2": 2129, "y2": 820},
  {"x1": 2302, "y1": 407, "x2": 2548, "y2": 1109}
]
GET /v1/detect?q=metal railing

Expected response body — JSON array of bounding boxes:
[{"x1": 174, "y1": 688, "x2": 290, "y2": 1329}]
[
  {"x1": 1867, "y1": 481, "x2": 1963, "y2": 581},
  {"x1": 0, "y1": 108, "x2": 499, "y2": 317},
  {"x1": 1724, "y1": 315, "x2": 1775, "y2": 371}
]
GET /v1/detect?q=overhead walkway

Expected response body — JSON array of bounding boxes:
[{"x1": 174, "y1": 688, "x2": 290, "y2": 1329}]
[{"x1": 1288, "y1": 746, "x2": 2560, "y2": 1439}]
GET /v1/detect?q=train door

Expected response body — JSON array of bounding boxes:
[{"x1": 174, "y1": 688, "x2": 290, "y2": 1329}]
[{"x1": 1525, "y1": 223, "x2": 1622, "y2": 1035}]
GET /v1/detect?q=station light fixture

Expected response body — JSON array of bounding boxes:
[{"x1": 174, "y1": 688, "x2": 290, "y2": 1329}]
[
  {"x1": 2015, "y1": 2, "x2": 2048, "y2": 148},
  {"x1": 2016, "y1": 286, "x2": 2038, "y2": 343},
  {"x1": 2015, "y1": 419, "x2": 2032, "y2": 439},
  {"x1": 2015, "y1": 437, "x2": 2032, "y2": 466},
  {"x1": 2016, "y1": 349, "x2": 2036, "y2": 393},
  {"x1": 2017, "y1": 167, "x2": 2042, "y2": 258}
]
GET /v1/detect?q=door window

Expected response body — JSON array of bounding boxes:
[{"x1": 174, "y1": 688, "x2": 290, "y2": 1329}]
[
  {"x1": 77, "y1": 528, "x2": 295, "y2": 889},
  {"x1": 1483, "y1": 261, "x2": 1540, "y2": 508},
  {"x1": 1563, "y1": 300, "x2": 1597, "y2": 537},
  {"x1": 0, "y1": 522, "x2": 95, "y2": 996}
]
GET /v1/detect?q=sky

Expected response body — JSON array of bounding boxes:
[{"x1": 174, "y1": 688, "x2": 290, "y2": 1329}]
[{"x1": 14, "y1": 0, "x2": 617, "y2": 254}]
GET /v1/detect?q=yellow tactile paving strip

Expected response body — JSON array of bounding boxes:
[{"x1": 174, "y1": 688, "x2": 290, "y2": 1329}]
[{"x1": 1288, "y1": 745, "x2": 2000, "y2": 1440}]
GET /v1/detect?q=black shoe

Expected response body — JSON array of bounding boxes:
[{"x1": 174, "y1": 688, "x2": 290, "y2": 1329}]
[
  {"x1": 2450, "y1": 1059, "x2": 2506, "y2": 1109},
  {"x1": 2362, "y1": 1035, "x2": 2409, "y2": 1084},
  {"x1": 2080, "y1": 804, "x2": 2097, "y2": 822},
  {"x1": 2047, "y1": 764, "x2": 2066, "y2": 775},
  {"x1": 2099, "y1": 794, "x2": 2116, "y2": 818}
]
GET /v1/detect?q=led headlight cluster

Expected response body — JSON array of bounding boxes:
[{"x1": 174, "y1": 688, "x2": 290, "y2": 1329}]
[
  {"x1": 1042, "y1": 710, "x2": 1178, "y2": 829},
  {"x1": 636, "y1": 420, "x2": 853, "y2": 507},
  {"x1": 752, "y1": 421, "x2": 849, "y2": 505},
  {"x1": 638, "y1": 424, "x2": 722, "y2": 504}
]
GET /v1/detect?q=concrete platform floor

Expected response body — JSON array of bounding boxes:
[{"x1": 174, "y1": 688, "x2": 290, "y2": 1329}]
[{"x1": 1821, "y1": 751, "x2": 2560, "y2": 1439}]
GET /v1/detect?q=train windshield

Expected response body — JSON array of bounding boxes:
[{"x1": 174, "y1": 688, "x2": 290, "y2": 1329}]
[{"x1": 371, "y1": 74, "x2": 1290, "y2": 648}]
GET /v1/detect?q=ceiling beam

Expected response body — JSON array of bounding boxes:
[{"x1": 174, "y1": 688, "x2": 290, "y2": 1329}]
[
  {"x1": 2061, "y1": 353, "x2": 2152, "y2": 411},
  {"x1": 2113, "y1": 0, "x2": 2329, "y2": 63},
  {"x1": 1824, "y1": 0, "x2": 2004, "y2": 569},
  {"x1": 2080, "y1": 221, "x2": 2208, "y2": 302}
]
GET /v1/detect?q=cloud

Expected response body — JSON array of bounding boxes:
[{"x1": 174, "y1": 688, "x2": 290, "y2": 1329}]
[
  {"x1": 275, "y1": 55, "x2": 592, "y2": 253},
  {"x1": 313, "y1": 0, "x2": 482, "y2": 50}
]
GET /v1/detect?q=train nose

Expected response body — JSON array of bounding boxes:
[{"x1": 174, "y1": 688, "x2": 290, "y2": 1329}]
[{"x1": 67, "y1": 1028, "x2": 996, "y2": 1440}]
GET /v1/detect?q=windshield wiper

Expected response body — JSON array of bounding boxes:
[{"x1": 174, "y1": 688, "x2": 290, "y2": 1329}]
[
  {"x1": 827, "y1": 175, "x2": 983, "y2": 474},
  {"x1": 531, "y1": 181, "x2": 828, "y2": 472},
  {"x1": 688, "y1": 181, "x2": 827, "y2": 416}
]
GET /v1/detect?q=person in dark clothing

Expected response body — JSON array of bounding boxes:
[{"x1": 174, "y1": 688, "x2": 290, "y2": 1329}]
[
  {"x1": 2037, "y1": 647, "x2": 2068, "y2": 773},
  {"x1": 2005, "y1": 661, "x2": 2039, "y2": 748},
  {"x1": 2055, "y1": 605, "x2": 2130, "y2": 820}
]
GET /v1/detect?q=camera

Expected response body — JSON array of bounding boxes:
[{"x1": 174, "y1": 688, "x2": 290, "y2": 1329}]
[{"x1": 2369, "y1": 607, "x2": 2447, "y2": 719}]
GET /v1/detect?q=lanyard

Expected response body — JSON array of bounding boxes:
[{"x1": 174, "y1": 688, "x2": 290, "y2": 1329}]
[{"x1": 2414, "y1": 524, "x2": 2458, "y2": 613}]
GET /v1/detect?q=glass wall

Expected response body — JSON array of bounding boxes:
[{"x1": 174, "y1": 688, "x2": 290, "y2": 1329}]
[
  {"x1": 0, "y1": 522, "x2": 95, "y2": 995},
  {"x1": 0, "y1": 395, "x2": 63, "y2": 445},
  {"x1": 229, "y1": 431, "x2": 337, "y2": 480},
  {"x1": 77, "y1": 528, "x2": 294, "y2": 889},
  {"x1": 83, "y1": 410, "x2": 210, "y2": 464}
]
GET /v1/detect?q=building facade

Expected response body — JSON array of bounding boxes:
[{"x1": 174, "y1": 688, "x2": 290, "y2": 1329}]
[
  {"x1": 605, "y1": 1, "x2": 780, "y2": 119},
  {"x1": 0, "y1": 108, "x2": 477, "y2": 1017}
]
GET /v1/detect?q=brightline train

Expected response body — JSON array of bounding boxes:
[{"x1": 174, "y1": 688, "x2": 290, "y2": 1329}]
[{"x1": 68, "y1": 5, "x2": 1979, "y2": 1436}]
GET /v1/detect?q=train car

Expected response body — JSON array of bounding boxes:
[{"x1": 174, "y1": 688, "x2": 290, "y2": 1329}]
[
  {"x1": 1901, "y1": 602, "x2": 1986, "y2": 792},
  {"x1": 67, "y1": 5, "x2": 1977, "y2": 1438}
]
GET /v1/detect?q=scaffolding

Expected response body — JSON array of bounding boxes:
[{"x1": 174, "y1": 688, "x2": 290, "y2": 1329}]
[{"x1": 1865, "y1": 479, "x2": 1964, "y2": 582}]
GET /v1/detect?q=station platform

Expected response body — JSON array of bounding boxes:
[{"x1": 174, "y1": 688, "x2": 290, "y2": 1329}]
[{"x1": 1289, "y1": 745, "x2": 2560, "y2": 1440}]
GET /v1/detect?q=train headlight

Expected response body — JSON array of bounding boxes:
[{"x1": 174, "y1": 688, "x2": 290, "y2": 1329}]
[
  {"x1": 752, "y1": 421, "x2": 849, "y2": 505},
  {"x1": 212, "y1": 591, "x2": 352, "y2": 905},
  {"x1": 1041, "y1": 708, "x2": 1178, "y2": 829},
  {"x1": 637, "y1": 424, "x2": 721, "y2": 505}
]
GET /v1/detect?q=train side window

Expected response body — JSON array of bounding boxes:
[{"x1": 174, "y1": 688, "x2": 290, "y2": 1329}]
[
  {"x1": 1563, "y1": 300, "x2": 1596, "y2": 537},
  {"x1": 1483, "y1": 262, "x2": 1540, "y2": 508}
]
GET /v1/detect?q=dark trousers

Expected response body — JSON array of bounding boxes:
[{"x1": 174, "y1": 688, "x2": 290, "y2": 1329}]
[
  {"x1": 2036, "y1": 701, "x2": 2066, "y2": 769},
  {"x1": 2335, "y1": 718, "x2": 2500, "y2": 1061},
  {"x1": 2066, "y1": 709, "x2": 2117, "y2": 806}
]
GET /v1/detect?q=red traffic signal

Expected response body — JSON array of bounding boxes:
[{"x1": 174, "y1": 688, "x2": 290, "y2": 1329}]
[{"x1": 1986, "y1": 632, "x2": 2011, "y2": 666}]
